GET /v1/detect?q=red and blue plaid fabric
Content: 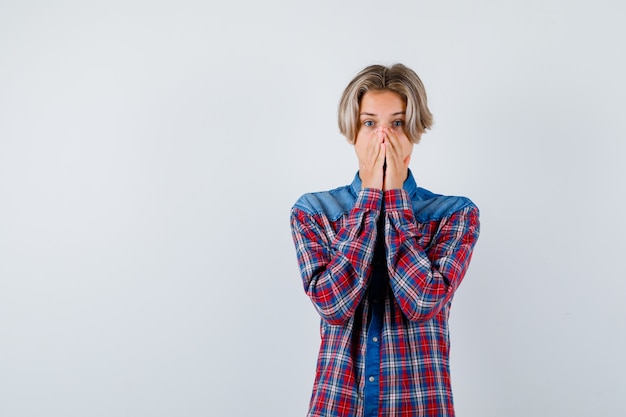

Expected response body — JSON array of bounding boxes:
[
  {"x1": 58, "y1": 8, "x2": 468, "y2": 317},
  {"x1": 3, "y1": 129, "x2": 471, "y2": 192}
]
[{"x1": 290, "y1": 173, "x2": 480, "y2": 417}]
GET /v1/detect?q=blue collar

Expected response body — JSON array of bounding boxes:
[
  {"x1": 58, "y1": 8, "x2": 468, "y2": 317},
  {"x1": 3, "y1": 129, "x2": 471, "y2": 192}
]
[{"x1": 350, "y1": 169, "x2": 418, "y2": 197}]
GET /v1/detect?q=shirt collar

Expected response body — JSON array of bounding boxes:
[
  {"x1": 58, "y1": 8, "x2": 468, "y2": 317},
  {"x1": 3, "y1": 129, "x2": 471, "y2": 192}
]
[{"x1": 351, "y1": 169, "x2": 418, "y2": 196}]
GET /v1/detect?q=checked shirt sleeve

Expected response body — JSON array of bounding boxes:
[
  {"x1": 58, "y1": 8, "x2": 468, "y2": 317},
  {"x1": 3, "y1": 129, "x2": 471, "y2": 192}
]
[
  {"x1": 290, "y1": 189, "x2": 382, "y2": 325},
  {"x1": 383, "y1": 189, "x2": 480, "y2": 322}
]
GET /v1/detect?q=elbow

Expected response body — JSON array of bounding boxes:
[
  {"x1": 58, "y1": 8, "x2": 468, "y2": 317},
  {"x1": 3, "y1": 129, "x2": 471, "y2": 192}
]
[
  {"x1": 320, "y1": 311, "x2": 350, "y2": 325},
  {"x1": 395, "y1": 274, "x2": 455, "y2": 322},
  {"x1": 312, "y1": 300, "x2": 352, "y2": 325},
  {"x1": 403, "y1": 305, "x2": 439, "y2": 323},
  {"x1": 306, "y1": 280, "x2": 358, "y2": 325},
  {"x1": 400, "y1": 296, "x2": 447, "y2": 323}
]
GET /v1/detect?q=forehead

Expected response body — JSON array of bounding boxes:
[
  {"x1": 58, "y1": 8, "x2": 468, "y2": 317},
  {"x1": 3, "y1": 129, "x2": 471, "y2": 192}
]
[{"x1": 359, "y1": 90, "x2": 405, "y2": 114}]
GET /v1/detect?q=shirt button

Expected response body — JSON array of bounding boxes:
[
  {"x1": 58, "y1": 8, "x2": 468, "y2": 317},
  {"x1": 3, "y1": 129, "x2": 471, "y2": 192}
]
[
  {"x1": 369, "y1": 376, "x2": 375, "y2": 382},
  {"x1": 372, "y1": 337, "x2": 378, "y2": 342}
]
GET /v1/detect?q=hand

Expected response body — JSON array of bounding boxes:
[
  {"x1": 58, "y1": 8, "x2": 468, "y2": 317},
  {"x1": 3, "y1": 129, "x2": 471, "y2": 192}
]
[
  {"x1": 381, "y1": 127, "x2": 412, "y2": 191},
  {"x1": 355, "y1": 128, "x2": 386, "y2": 190}
]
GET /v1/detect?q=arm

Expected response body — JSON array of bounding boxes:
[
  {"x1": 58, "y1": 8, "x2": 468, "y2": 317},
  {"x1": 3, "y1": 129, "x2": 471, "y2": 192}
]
[
  {"x1": 290, "y1": 190, "x2": 382, "y2": 325},
  {"x1": 383, "y1": 189, "x2": 480, "y2": 322}
]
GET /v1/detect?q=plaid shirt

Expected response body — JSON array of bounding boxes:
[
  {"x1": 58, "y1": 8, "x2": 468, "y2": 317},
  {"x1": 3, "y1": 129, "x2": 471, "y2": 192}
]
[{"x1": 290, "y1": 171, "x2": 480, "y2": 417}]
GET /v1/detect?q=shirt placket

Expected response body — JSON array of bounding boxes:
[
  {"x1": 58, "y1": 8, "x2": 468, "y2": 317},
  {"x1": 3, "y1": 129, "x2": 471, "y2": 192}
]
[{"x1": 363, "y1": 213, "x2": 386, "y2": 417}]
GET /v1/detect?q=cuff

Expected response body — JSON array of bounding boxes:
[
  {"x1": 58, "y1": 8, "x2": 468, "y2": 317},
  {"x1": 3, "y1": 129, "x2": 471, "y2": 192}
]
[
  {"x1": 384, "y1": 189, "x2": 412, "y2": 212},
  {"x1": 355, "y1": 188, "x2": 383, "y2": 211}
]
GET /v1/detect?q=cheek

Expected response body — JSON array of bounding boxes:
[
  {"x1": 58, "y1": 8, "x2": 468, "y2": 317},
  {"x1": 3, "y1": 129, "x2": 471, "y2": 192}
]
[
  {"x1": 353, "y1": 135, "x2": 366, "y2": 155},
  {"x1": 354, "y1": 129, "x2": 368, "y2": 146}
]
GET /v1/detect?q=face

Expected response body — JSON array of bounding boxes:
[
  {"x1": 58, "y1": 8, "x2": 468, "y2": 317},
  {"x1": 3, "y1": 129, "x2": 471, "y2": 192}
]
[{"x1": 354, "y1": 90, "x2": 414, "y2": 160}]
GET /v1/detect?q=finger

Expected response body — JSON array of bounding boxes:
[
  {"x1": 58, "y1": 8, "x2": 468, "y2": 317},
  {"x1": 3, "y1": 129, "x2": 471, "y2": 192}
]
[
  {"x1": 382, "y1": 130, "x2": 401, "y2": 164},
  {"x1": 356, "y1": 130, "x2": 382, "y2": 167},
  {"x1": 385, "y1": 128, "x2": 403, "y2": 152},
  {"x1": 368, "y1": 129, "x2": 386, "y2": 165},
  {"x1": 384, "y1": 128, "x2": 411, "y2": 166},
  {"x1": 361, "y1": 129, "x2": 378, "y2": 158}
]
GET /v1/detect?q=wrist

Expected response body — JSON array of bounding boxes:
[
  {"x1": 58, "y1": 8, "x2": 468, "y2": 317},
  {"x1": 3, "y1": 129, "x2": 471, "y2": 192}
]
[{"x1": 360, "y1": 173, "x2": 383, "y2": 190}]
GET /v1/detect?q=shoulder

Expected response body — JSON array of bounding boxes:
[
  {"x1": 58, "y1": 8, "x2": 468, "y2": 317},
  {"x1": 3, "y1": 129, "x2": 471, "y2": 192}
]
[
  {"x1": 292, "y1": 184, "x2": 357, "y2": 221},
  {"x1": 411, "y1": 186, "x2": 479, "y2": 223}
]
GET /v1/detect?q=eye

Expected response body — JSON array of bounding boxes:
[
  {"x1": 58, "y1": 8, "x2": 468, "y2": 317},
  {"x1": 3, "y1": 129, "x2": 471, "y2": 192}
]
[
  {"x1": 392, "y1": 120, "x2": 404, "y2": 127},
  {"x1": 363, "y1": 120, "x2": 374, "y2": 127}
]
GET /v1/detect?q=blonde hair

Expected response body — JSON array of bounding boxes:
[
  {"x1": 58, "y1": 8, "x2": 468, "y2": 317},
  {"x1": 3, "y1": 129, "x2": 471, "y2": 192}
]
[{"x1": 338, "y1": 63, "x2": 433, "y2": 144}]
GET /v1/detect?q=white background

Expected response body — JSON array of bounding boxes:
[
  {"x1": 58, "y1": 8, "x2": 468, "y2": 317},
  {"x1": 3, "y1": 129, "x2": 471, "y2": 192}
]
[{"x1": 1, "y1": 1, "x2": 625, "y2": 416}]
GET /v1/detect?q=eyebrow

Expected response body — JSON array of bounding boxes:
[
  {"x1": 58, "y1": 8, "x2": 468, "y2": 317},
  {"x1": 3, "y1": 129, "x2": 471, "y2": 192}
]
[{"x1": 360, "y1": 111, "x2": 406, "y2": 117}]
